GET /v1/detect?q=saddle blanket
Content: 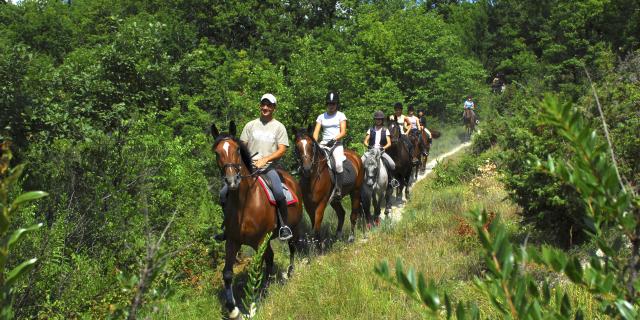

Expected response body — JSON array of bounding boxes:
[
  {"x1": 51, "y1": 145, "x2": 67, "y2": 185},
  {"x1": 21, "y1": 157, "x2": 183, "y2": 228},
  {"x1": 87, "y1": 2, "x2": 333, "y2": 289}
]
[
  {"x1": 329, "y1": 159, "x2": 357, "y2": 187},
  {"x1": 257, "y1": 176, "x2": 298, "y2": 206}
]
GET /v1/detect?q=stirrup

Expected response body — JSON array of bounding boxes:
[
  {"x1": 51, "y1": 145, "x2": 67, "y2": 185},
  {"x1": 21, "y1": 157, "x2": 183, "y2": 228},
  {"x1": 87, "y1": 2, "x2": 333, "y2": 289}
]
[{"x1": 278, "y1": 226, "x2": 293, "y2": 241}]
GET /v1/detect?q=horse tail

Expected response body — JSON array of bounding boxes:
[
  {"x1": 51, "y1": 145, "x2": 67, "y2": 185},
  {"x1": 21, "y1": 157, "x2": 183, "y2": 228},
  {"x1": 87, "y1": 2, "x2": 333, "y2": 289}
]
[{"x1": 430, "y1": 130, "x2": 441, "y2": 139}]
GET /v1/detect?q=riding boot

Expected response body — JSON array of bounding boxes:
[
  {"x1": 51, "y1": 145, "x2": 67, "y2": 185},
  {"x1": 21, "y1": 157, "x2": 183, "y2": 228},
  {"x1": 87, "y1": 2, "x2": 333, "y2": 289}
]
[
  {"x1": 331, "y1": 172, "x2": 344, "y2": 202},
  {"x1": 276, "y1": 198, "x2": 292, "y2": 241}
]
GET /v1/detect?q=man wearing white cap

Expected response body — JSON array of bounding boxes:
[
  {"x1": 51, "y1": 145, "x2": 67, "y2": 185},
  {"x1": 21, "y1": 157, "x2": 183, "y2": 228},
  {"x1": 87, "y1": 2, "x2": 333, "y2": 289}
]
[{"x1": 215, "y1": 93, "x2": 293, "y2": 241}]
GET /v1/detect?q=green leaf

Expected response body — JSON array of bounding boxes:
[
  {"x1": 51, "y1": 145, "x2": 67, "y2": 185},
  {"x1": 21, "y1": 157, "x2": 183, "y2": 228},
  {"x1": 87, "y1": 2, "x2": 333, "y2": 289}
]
[
  {"x1": 11, "y1": 191, "x2": 49, "y2": 209},
  {"x1": 444, "y1": 293, "x2": 452, "y2": 319},
  {"x1": 615, "y1": 300, "x2": 637, "y2": 320},
  {"x1": 456, "y1": 302, "x2": 467, "y2": 320},
  {"x1": 564, "y1": 257, "x2": 583, "y2": 284},
  {"x1": 5, "y1": 258, "x2": 38, "y2": 287},
  {"x1": 7, "y1": 223, "x2": 42, "y2": 251}
]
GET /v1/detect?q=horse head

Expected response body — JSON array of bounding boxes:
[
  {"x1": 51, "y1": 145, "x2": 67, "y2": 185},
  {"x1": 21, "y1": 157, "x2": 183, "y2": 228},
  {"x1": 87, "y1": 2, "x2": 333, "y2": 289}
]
[
  {"x1": 363, "y1": 148, "x2": 382, "y2": 187},
  {"x1": 211, "y1": 121, "x2": 250, "y2": 190},
  {"x1": 388, "y1": 120, "x2": 401, "y2": 143},
  {"x1": 294, "y1": 129, "x2": 317, "y2": 177}
]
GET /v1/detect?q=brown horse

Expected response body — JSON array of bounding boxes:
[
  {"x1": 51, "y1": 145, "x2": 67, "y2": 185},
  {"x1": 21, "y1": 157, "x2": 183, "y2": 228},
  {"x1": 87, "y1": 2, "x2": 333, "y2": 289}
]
[
  {"x1": 407, "y1": 129, "x2": 422, "y2": 181},
  {"x1": 419, "y1": 129, "x2": 441, "y2": 172},
  {"x1": 293, "y1": 129, "x2": 366, "y2": 242},
  {"x1": 211, "y1": 121, "x2": 304, "y2": 319},
  {"x1": 463, "y1": 109, "x2": 476, "y2": 140}
]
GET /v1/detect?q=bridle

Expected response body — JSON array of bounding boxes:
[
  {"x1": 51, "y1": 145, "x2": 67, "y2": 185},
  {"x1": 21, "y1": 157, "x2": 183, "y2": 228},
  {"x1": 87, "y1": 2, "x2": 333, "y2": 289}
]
[
  {"x1": 295, "y1": 135, "x2": 328, "y2": 178},
  {"x1": 215, "y1": 137, "x2": 260, "y2": 180}
]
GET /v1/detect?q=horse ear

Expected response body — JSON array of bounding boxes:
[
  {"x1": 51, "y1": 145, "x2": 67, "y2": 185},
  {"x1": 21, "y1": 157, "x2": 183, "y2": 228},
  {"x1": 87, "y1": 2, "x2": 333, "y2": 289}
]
[
  {"x1": 211, "y1": 123, "x2": 219, "y2": 138},
  {"x1": 306, "y1": 123, "x2": 315, "y2": 135},
  {"x1": 229, "y1": 120, "x2": 237, "y2": 137}
]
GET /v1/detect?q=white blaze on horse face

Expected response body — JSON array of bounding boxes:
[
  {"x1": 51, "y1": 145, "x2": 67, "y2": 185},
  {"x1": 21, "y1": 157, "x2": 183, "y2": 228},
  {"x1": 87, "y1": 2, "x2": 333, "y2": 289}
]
[
  {"x1": 222, "y1": 141, "x2": 230, "y2": 157},
  {"x1": 300, "y1": 139, "x2": 308, "y2": 156}
]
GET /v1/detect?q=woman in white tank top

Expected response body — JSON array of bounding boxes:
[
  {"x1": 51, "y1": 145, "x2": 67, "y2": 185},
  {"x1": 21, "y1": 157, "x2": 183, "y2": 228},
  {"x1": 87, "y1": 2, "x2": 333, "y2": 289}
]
[{"x1": 313, "y1": 91, "x2": 347, "y2": 201}]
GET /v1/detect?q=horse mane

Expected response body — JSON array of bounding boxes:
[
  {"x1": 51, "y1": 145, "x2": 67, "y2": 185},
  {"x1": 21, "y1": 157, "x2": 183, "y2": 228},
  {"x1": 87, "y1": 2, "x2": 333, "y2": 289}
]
[{"x1": 213, "y1": 134, "x2": 255, "y2": 174}]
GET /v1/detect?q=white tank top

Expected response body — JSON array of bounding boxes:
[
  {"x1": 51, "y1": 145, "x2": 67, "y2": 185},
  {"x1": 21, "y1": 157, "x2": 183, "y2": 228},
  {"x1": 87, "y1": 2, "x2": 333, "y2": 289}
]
[{"x1": 407, "y1": 116, "x2": 418, "y2": 129}]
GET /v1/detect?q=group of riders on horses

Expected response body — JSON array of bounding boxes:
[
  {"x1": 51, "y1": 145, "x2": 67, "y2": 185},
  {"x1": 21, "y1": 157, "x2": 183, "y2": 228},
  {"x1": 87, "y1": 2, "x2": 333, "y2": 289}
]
[
  {"x1": 210, "y1": 92, "x2": 476, "y2": 317},
  {"x1": 212, "y1": 91, "x2": 478, "y2": 242}
]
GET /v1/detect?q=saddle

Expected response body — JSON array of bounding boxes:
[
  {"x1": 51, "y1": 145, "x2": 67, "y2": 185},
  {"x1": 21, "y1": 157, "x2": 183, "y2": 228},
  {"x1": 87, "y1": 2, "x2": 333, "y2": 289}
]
[
  {"x1": 256, "y1": 175, "x2": 298, "y2": 206},
  {"x1": 322, "y1": 148, "x2": 357, "y2": 188}
]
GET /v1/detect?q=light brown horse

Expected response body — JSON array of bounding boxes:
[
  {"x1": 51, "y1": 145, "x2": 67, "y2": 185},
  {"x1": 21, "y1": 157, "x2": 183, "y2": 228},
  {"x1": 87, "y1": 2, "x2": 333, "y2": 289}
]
[
  {"x1": 463, "y1": 109, "x2": 476, "y2": 140},
  {"x1": 293, "y1": 129, "x2": 366, "y2": 242},
  {"x1": 211, "y1": 121, "x2": 304, "y2": 319}
]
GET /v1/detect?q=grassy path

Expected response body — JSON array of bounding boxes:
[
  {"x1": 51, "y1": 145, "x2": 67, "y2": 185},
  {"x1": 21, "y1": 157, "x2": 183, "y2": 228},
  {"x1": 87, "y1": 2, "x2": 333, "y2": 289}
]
[{"x1": 255, "y1": 141, "x2": 516, "y2": 319}]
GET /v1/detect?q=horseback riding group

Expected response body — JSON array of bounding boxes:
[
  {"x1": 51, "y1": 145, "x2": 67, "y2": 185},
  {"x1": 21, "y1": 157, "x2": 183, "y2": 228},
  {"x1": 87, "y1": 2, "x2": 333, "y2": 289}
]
[{"x1": 210, "y1": 91, "x2": 473, "y2": 317}]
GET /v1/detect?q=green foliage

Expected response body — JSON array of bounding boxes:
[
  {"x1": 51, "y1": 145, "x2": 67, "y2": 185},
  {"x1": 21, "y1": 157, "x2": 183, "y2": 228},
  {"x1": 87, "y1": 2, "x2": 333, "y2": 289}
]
[
  {"x1": 0, "y1": 142, "x2": 47, "y2": 320},
  {"x1": 242, "y1": 232, "x2": 272, "y2": 318}
]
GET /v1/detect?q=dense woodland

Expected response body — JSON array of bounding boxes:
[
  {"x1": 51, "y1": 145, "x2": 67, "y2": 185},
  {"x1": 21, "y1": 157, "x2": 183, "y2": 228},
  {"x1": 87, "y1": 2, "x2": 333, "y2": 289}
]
[{"x1": 0, "y1": 0, "x2": 638, "y2": 318}]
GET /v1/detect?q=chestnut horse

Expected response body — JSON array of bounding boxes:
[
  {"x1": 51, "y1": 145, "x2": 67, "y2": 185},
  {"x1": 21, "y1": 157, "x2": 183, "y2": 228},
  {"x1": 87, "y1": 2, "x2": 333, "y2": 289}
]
[
  {"x1": 293, "y1": 129, "x2": 366, "y2": 242},
  {"x1": 419, "y1": 129, "x2": 441, "y2": 173},
  {"x1": 463, "y1": 109, "x2": 476, "y2": 140},
  {"x1": 211, "y1": 121, "x2": 304, "y2": 319}
]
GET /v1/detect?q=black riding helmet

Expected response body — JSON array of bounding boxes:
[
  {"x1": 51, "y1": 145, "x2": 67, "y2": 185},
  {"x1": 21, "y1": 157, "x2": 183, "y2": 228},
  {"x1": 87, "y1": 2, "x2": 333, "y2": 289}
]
[{"x1": 326, "y1": 91, "x2": 339, "y2": 105}]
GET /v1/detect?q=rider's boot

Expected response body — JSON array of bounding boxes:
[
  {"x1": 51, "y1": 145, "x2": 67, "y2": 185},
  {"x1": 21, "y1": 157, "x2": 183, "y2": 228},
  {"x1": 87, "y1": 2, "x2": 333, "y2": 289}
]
[
  {"x1": 331, "y1": 172, "x2": 344, "y2": 202},
  {"x1": 276, "y1": 198, "x2": 292, "y2": 241}
]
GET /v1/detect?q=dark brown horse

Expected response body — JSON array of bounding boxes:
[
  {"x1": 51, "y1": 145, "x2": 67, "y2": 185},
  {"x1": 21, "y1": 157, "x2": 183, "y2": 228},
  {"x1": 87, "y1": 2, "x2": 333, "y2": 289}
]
[
  {"x1": 387, "y1": 119, "x2": 412, "y2": 202},
  {"x1": 293, "y1": 129, "x2": 366, "y2": 242},
  {"x1": 211, "y1": 121, "x2": 304, "y2": 319},
  {"x1": 419, "y1": 129, "x2": 441, "y2": 172}
]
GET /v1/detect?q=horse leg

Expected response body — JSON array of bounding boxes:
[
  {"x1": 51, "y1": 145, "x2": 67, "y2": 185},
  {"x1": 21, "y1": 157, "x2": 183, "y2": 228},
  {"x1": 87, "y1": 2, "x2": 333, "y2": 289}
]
[
  {"x1": 263, "y1": 242, "x2": 275, "y2": 284},
  {"x1": 223, "y1": 241, "x2": 241, "y2": 319},
  {"x1": 287, "y1": 238, "x2": 296, "y2": 278},
  {"x1": 331, "y1": 202, "x2": 346, "y2": 241},
  {"x1": 404, "y1": 176, "x2": 411, "y2": 201},
  {"x1": 312, "y1": 201, "x2": 329, "y2": 249},
  {"x1": 384, "y1": 184, "x2": 392, "y2": 216},
  {"x1": 349, "y1": 189, "x2": 364, "y2": 242}
]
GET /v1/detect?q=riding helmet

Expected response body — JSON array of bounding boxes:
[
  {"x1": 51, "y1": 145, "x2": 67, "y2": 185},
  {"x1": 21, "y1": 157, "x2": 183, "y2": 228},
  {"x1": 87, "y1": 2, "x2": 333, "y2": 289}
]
[
  {"x1": 326, "y1": 92, "x2": 339, "y2": 105},
  {"x1": 373, "y1": 110, "x2": 385, "y2": 119}
]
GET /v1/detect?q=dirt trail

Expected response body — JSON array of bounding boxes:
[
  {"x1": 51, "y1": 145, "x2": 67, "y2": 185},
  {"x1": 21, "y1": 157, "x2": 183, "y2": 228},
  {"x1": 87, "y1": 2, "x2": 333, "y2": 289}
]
[{"x1": 388, "y1": 142, "x2": 471, "y2": 223}]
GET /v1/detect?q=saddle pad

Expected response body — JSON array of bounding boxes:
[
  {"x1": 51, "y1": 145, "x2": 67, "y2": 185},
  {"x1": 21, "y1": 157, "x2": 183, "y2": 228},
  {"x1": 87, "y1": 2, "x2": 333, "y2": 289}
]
[
  {"x1": 257, "y1": 176, "x2": 298, "y2": 206},
  {"x1": 330, "y1": 158, "x2": 357, "y2": 187}
]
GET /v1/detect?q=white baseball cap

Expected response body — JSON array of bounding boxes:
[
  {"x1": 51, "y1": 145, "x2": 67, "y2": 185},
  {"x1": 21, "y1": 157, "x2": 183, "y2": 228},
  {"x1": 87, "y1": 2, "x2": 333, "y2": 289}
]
[{"x1": 260, "y1": 93, "x2": 277, "y2": 105}]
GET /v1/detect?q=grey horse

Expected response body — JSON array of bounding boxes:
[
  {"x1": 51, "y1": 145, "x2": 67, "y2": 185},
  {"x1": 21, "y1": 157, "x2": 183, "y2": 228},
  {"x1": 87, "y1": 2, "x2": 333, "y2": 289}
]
[{"x1": 361, "y1": 148, "x2": 392, "y2": 225}]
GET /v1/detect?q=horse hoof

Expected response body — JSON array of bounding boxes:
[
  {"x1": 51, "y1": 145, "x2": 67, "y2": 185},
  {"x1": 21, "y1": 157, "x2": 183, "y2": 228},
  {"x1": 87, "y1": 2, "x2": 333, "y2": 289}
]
[
  {"x1": 348, "y1": 235, "x2": 355, "y2": 243},
  {"x1": 229, "y1": 306, "x2": 242, "y2": 320}
]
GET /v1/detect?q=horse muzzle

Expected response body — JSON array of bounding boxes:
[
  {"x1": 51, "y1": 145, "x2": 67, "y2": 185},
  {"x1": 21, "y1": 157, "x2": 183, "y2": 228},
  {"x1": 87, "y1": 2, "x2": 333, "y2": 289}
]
[{"x1": 225, "y1": 175, "x2": 240, "y2": 190}]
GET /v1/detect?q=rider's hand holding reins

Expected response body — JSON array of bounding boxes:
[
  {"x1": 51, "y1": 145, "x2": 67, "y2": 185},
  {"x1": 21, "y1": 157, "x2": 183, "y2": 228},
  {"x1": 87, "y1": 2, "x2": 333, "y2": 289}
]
[{"x1": 253, "y1": 158, "x2": 269, "y2": 169}]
